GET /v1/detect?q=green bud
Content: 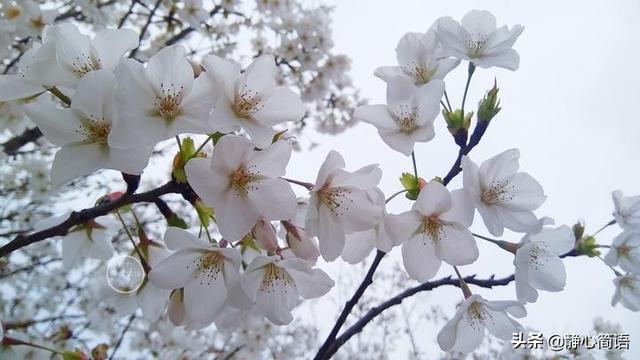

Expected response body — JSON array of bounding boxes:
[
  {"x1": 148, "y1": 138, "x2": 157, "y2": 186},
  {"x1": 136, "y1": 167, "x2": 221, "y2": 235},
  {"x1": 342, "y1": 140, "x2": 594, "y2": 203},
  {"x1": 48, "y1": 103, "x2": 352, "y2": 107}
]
[
  {"x1": 194, "y1": 200, "x2": 213, "y2": 228},
  {"x1": 167, "y1": 214, "x2": 188, "y2": 229},
  {"x1": 399, "y1": 172, "x2": 420, "y2": 200},
  {"x1": 442, "y1": 109, "x2": 472, "y2": 135},
  {"x1": 572, "y1": 219, "x2": 585, "y2": 241},
  {"x1": 477, "y1": 80, "x2": 501, "y2": 123},
  {"x1": 576, "y1": 235, "x2": 600, "y2": 257}
]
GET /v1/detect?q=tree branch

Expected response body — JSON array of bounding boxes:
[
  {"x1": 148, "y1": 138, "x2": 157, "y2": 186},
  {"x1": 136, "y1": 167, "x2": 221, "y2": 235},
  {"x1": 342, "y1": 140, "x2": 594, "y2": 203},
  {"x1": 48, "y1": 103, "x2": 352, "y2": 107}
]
[
  {"x1": 0, "y1": 181, "x2": 188, "y2": 258},
  {"x1": 2, "y1": 127, "x2": 43, "y2": 155}
]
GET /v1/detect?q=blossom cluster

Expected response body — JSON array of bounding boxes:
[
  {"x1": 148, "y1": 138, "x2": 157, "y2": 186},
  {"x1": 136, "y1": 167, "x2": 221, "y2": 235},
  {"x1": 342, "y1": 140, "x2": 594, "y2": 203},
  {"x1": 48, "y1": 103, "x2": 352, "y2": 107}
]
[{"x1": 0, "y1": 4, "x2": 636, "y2": 360}]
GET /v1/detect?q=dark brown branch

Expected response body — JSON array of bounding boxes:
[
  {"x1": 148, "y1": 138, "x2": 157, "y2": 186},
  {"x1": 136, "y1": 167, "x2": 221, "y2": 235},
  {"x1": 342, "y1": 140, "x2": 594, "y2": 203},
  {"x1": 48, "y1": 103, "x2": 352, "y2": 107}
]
[
  {"x1": 164, "y1": 5, "x2": 222, "y2": 47},
  {"x1": 314, "y1": 250, "x2": 385, "y2": 359},
  {"x1": 2, "y1": 127, "x2": 43, "y2": 155},
  {"x1": 129, "y1": 0, "x2": 163, "y2": 58},
  {"x1": 108, "y1": 313, "x2": 136, "y2": 360},
  {"x1": 0, "y1": 181, "x2": 188, "y2": 258},
  {"x1": 0, "y1": 258, "x2": 60, "y2": 279}
]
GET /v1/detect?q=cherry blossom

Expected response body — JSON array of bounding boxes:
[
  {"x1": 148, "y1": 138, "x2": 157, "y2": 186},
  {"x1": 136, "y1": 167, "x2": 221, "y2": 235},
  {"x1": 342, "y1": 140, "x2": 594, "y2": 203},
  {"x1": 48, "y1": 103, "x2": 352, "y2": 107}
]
[
  {"x1": 462, "y1": 149, "x2": 546, "y2": 237},
  {"x1": 306, "y1": 150, "x2": 383, "y2": 261},
  {"x1": 203, "y1": 54, "x2": 306, "y2": 147},
  {"x1": 385, "y1": 181, "x2": 477, "y2": 281},
  {"x1": 437, "y1": 294, "x2": 526, "y2": 354},
  {"x1": 436, "y1": 10, "x2": 523, "y2": 70},
  {"x1": 178, "y1": 0, "x2": 209, "y2": 27},
  {"x1": 0, "y1": 23, "x2": 138, "y2": 100},
  {"x1": 515, "y1": 225, "x2": 575, "y2": 303},
  {"x1": 185, "y1": 135, "x2": 297, "y2": 241},
  {"x1": 239, "y1": 255, "x2": 334, "y2": 325},
  {"x1": 604, "y1": 231, "x2": 640, "y2": 274},
  {"x1": 341, "y1": 189, "x2": 392, "y2": 264},
  {"x1": 612, "y1": 190, "x2": 640, "y2": 232},
  {"x1": 611, "y1": 273, "x2": 640, "y2": 312},
  {"x1": 354, "y1": 77, "x2": 445, "y2": 156},
  {"x1": 374, "y1": 30, "x2": 459, "y2": 86},
  {"x1": 148, "y1": 227, "x2": 243, "y2": 329},
  {"x1": 24, "y1": 69, "x2": 153, "y2": 186},
  {"x1": 109, "y1": 45, "x2": 214, "y2": 148}
]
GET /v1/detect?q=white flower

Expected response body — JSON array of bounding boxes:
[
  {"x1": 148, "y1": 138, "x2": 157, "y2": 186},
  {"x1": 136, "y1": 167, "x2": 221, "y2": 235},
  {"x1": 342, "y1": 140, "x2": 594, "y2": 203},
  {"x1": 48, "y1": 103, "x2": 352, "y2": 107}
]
[
  {"x1": 109, "y1": 45, "x2": 214, "y2": 148},
  {"x1": 240, "y1": 255, "x2": 334, "y2": 325},
  {"x1": 374, "y1": 30, "x2": 460, "y2": 86},
  {"x1": 178, "y1": 0, "x2": 209, "y2": 27},
  {"x1": 4, "y1": 0, "x2": 56, "y2": 38},
  {"x1": 148, "y1": 227, "x2": 243, "y2": 329},
  {"x1": 385, "y1": 181, "x2": 477, "y2": 282},
  {"x1": 306, "y1": 151, "x2": 383, "y2": 261},
  {"x1": 135, "y1": 241, "x2": 172, "y2": 322},
  {"x1": 0, "y1": 23, "x2": 138, "y2": 100},
  {"x1": 612, "y1": 190, "x2": 640, "y2": 232},
  {"x1": 202, "y1": 54, "x2": 306, "y2": 147},
  {"x1": 515, "y1": 225, "x2": 575, "y2": 303},
  {"x1": 462, "y1": 149, "x2": 546, "y2": 237},
  {"x1": 612, "y1": 273, "x2": 640, "y2": 311},
  {"x1": 342, "y1": 188, "x2": 393, "y2": 264},
  {"x1": 354, "y1": 77, "x2": 444, "y2": 156},
  {"x1": 604, "y1": 231, "x2": 640, "y2": 274},
  {"x1": 185, "y1": 135, "x2": 297, "y2": 241},
  {"x1": 36, "y1": 214, "x2": 114, "y2": 269},
  {"x1": 436, "y1": 10, "x2": 524, "y2": 70},
  {"x1": 437, "y1": 294, "x2": 526, "y2": 354},
  {"x1": 24, "y1": 69, "x2": 153, "y2": 186}
]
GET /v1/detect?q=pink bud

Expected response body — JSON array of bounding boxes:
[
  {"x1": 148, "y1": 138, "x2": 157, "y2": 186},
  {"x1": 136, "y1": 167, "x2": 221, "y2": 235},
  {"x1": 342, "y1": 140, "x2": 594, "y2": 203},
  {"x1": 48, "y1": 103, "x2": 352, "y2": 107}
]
[
  {"x1": 252, "y1": 220, "x2": 279, "y2": 253},
  {"x1": 284, "y1": 221, "x2": 320, "y2": 262}
]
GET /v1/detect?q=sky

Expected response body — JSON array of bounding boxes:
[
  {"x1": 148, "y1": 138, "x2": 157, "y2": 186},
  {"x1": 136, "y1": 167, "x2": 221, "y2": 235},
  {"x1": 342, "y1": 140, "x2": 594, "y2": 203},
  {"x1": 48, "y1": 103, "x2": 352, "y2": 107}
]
[{"x1": 285, "y1": 0, "x2": 640, "y2": 357}]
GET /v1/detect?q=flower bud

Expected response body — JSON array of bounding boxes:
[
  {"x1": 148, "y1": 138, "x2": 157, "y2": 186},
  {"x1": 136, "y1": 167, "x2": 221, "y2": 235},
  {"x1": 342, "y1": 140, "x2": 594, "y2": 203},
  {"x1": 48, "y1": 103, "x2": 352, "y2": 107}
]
[
  {"x1": 477, "y1": 80, "x2": 501, "y2": 123},
  {"x1": 442, "y1": 109, "x2": 472, "y2": 147},
  {"x1": 252, "y1": 220, "x2": 279, "y2": 253},
  {"x1": 576, "y1": 235, "x2": 600, "y2": 257},
  {"x1": 283, "y1": 221, "x2": 320, "y2": 262},
  {"x1": 91, "y1": 344, "x2": 109, "y2": 360},
  {"x1": 400, "y1": 172, "x2": 420, "y2": 200}
]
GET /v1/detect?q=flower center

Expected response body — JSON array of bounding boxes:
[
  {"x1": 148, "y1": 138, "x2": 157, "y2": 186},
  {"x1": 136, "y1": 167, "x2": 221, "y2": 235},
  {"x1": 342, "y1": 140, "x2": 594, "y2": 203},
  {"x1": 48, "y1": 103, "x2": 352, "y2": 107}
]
[
  {"x1": 77, "y1": 120, "x2": 111, "y2": 146},
  {"x1": 154, "y1": 83, "x2": 184, "y2": 121},
  {"x1": 480, "y1": 179, "x2": 514, "y2": 205},
  {"x1": 187, "y1": 251, "x2": 224, "y2": 286},
  {"x1": 5, "y1": 6, "x2": 21, "y2": 19},
  {"x1": 405, "y1": 63, "x2": 436, "y2": 84},
  {"x1": 232, "y1": 86, "x2": 263, "y2": 119},
  {"x1": 318, "y1": 186, "x2": 352, "y2": 217},
  {"x1": 420, "y1": 216, "x2": 445, "y2": 244},
  {"x1": 620, "y1": 276, "x2": 635, "y2": 289},
  {"x1": 465, "y1": 33, "x2": 489, "y2": 58},
  {"x1": 230, "y1": 165, "x2": 261, "y2": 196},
  {"x1": 392, "y1": 104, "x2": 419, "y2": 134},
  {"x1": 260, "y1": 263, "x2": 293, "y2": 293},
  {"x1": 71, "y1": 53, "x2": 102, "y2": 77},
  {"x1": 467, "y1": 302, "x2": 492, "y2": 329},
  {"x1": 29, "y1": 16, "x2": 46, "y2": 30},
  {"x1": 617, "y1": 245, "x2": 631, "y2": 258}
]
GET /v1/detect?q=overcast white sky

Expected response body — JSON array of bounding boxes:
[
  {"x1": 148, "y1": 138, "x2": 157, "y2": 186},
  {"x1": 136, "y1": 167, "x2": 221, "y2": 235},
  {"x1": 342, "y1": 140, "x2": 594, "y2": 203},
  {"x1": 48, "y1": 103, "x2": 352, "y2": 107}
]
[{"x1": 286, "y1": 0, "x2": 640, "y2": 357}]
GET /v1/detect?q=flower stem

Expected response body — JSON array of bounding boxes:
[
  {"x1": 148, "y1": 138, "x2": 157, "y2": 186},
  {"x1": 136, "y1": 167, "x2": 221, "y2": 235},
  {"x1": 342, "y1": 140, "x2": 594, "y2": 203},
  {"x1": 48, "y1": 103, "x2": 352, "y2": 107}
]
[
  {"x1": 385, "y1": 189, "x2": 408, "y2": 204},
  {"x1": 472, "y1": 232, "x2": 519, "y2": 254},
  {"x1": 47, "y1": 86, "x2": 71, "y2": 106},
  {"x1": 453, "y1": 266, "x2": 472, "y2": 299},
  {"x1": 460, "y1": 62, "x2": 476, "y2": 117},
  {"x1": 115, "y1": 210, "x2": 150, "y2": 272},
  {"x1": 597, "y1": 255, "x2": 622, "y2": 276},
  {"x1": 411, "y1": 151, "x2": 418, "y2": 179},
  {"x1": 593, "y1": 219, "x2": 616, "y2": 237},
  {"x1": 281, "y1": 177, "x2": 314, "y2": 190},
  {"x1": 443, "y1": 89, "x2": 453, "y2": 112},
  {"x1": 192, "y1": 134, "x2": 213, "y2": 158},
  {"x1": 2, "y1": 336, "x2": 64, "y2": 355}
]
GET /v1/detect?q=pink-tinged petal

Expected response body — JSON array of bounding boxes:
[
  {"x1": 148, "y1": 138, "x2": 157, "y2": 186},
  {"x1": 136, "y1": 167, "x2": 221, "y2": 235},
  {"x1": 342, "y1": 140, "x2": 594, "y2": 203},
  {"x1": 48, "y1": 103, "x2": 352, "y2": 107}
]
[
  {"x1": 413, "y1": 181, "x2": 452, "y2": 216},
  {"x1": 92, "y1": 28, "x2": 138, "y2": 71},
  {"x1": 253, "y1": 87, "x2": 305, "y2": 126},
  {"x1": 402, "y1": 236, "x2": 441, "y2": 282},
  {"x1": 148, "y1": 249, "x2": 201, "y2": 289}
]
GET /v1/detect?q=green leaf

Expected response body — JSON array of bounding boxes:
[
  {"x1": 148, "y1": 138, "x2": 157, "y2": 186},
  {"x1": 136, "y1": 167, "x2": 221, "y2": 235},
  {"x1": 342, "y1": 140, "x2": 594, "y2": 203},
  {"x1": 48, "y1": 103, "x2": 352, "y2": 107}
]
[{"x1": 400, "y1": 172, "x2": 420, "y2": 200}]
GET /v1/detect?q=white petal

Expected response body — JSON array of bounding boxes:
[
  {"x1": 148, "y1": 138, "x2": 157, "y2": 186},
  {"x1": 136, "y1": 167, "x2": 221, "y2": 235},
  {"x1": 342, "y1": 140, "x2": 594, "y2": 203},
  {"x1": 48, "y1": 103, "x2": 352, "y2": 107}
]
[
  {"x1": 137, "y1": 283, "x2": 170, "y2": 322},
  {"x1": 24, "y1": 103, "x2": 84, "y2": 146},
  {"x1": 50, "y1": 144, "x2": 107, "y2": 186},
  {"x1": 527, "y1": 250, "x2": 566, "y2": 291},
  {"x1": 313, "y1": 150, "x2": 346, "y2": 188},
  {"x1": 249, "y1": 178, "x2": 297, "y2": 221},
  {"x1": 434, "y1": 223, "x2": 478, "y2": 266},
  {"x1": 0, "y1": 75, "x2": 44, "y2": 101},
  {"x1": 413, "y1": 181, "x2": 451, "y2": 216},
  {"x1": 354, "y1": 104, "x2": 396, "y2": 130},
  {"x1": 183, "y1": 262, "x2": 227, "y2": 326},
  {"x1": 92, "y1": 28, "x2": 138, "y2": 71},
  {"x1": 530, "y1": 225, "x2": 574, "y2": 255},
  {"x1": 239, "y1": 54, "x2": 276, "y2": 98},
  {"x1": 461, "y1": 10, "x2": 496, "y2": 34},
  {"x1": 253, "y1": 87, "x2": 305, "y2": 125},
  {"x1": 317, "y1": 206, "x2": 346, "y2": 262},
  {"x1": 402, "y1": 236, "x2": 441, "y2": 282},
  {"x1": 148, "y1": 249, "x2": 201, "y2": 289},
  {"x1": 163, "y1": 227, "x2": 211, "y2": 251},
  {"x1": 147, "y1": 45, "x2": 193, "y2": 96},
  {"x1": 440, "y1": 189, "x2": 474, "y2": 227},
  {"x1": 343, "y1": 228, "x2": 376, "y2": 264},
  {"x1": 384, "y1": 212, "x2": 422, "y2": 246}
]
